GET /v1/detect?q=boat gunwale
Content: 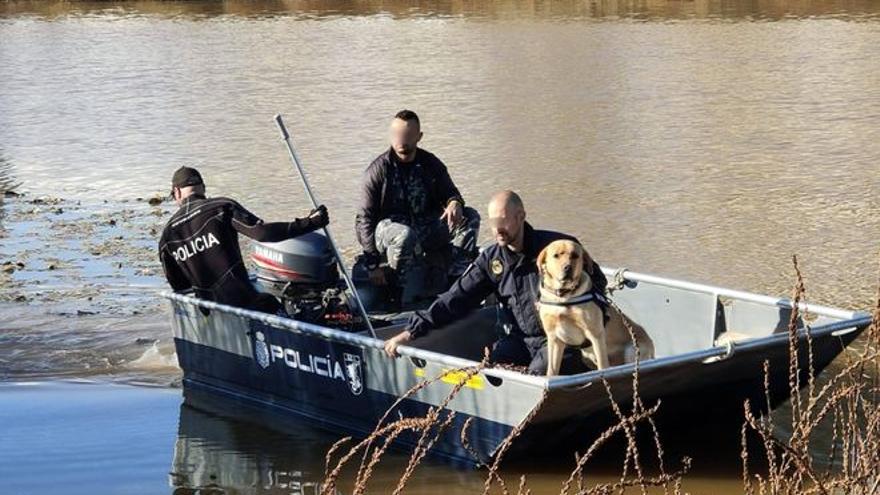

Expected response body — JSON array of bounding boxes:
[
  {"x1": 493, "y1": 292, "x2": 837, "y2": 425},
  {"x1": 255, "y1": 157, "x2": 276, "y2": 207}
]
[
  {"x1": 545, "y1": 314, "x2": 871, "y2": 390},
  {"x1": 605, "y1": 268, "x2": 862, "y2": 320}
]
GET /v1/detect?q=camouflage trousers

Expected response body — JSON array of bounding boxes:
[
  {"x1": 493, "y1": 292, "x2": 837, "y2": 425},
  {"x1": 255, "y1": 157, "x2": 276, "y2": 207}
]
[{"x1": 374, "y1": 207, "x2": 480, "y2": 303}]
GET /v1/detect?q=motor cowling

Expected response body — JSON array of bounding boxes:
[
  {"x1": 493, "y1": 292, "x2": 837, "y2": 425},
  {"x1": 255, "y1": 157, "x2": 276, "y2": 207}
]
[
  {"x1": 251, "y1": 232, "x2": 338, "y2": 286},
  {"x1": 251, "y1": 233, "x2": 362, "y2": 331}
]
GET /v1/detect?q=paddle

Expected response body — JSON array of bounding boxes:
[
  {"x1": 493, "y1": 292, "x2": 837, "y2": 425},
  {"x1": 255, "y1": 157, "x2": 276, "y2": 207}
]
[{"x1": 273, "y1": 114, "x2": 376, "y2": 338}]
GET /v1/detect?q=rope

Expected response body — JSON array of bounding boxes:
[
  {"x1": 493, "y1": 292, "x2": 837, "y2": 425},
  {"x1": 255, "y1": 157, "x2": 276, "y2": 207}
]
[{"x1": 608, "y1": 267, "x2": 630, "y2": 294}]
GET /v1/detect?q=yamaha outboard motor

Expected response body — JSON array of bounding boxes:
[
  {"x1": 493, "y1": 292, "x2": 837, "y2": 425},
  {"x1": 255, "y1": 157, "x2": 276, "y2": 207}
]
[{"x1": 251, "y1": 232, "x2": 361, "y2": 330}]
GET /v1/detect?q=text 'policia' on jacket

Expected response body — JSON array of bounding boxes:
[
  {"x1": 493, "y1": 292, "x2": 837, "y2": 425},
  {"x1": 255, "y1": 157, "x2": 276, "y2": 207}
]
[
  {"x1": 407, "y1": 223, "x2": 608, "y2": 350},
  {"x1": 158, "y1": 194, "x2": 321, "y2": 310},
  {"x1": 355, "y1": 147, "x2": 464, "y2": 257}
]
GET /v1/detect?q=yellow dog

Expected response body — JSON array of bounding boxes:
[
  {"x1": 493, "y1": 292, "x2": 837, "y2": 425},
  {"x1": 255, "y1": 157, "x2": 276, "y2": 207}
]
[{"x1": 536, "y1": 240, "x2": 654, "y2": 375}]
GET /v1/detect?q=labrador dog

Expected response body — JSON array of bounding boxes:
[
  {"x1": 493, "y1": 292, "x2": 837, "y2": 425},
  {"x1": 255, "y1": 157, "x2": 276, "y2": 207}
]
[{"x1": 536, "y1": 240, "x2": 655, "y2": 375}]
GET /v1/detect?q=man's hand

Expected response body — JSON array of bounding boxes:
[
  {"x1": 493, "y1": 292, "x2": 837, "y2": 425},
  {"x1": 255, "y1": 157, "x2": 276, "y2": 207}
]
[
  {"x1": 308, "y1": 205, "x2": 329, "y2": 229},
  {"x1": 440, "y1": 200, "x2": 464, "y2": 230},
  {"x1": 384, "y1": 330, "x2": 413, "y2": 358},
  {"x1": 368, "y1": 267, "x2": 387, "y2": 286}
]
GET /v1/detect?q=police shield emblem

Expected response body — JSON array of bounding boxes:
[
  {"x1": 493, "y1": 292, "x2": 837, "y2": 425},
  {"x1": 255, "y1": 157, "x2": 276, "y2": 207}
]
[
  {"x1": 491, "y1": 258, "x2": 504, "y2": 275},
  {"x1": 254, "y1": 331, "x2": 270, "y2": 369},
  {"x1": 343, "y1": 353, "x2": 364, "y2": 395}
]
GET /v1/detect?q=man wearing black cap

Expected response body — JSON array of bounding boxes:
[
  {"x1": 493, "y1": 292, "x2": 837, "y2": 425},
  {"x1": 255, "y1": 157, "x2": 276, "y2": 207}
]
[{"x1": 159, "y1": 166, "x2": 329, "y2": 313}]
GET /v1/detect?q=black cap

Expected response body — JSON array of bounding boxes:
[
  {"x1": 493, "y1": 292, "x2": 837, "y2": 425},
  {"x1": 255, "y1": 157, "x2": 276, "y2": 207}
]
[{"x1": 171, "y1": 166, "x2": 204, "y2": 189}]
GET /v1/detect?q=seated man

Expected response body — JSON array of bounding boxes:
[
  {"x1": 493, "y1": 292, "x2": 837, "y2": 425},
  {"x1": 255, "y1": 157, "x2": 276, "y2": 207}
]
[
  {"x1": 355, "y1": 110, "x2": 479, "y2": 308},
  {"x1": 159, "y1": 166, "x2": 329, "y2": 314},
  {"x1": 383, "y1": 190, "x2": 608, "y2": 375}
]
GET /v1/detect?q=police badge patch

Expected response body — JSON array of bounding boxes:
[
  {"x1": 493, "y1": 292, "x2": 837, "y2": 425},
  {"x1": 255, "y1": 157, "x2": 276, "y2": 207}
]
[
  {"x1": 343, "y1": 353, "x2": 364, "y2": 396},
  {"x1": 491, "y1": 258, "x2": 504, "y2": 275},
  {"x1": 254, "y1": 331, "x2": 270, "y2": 369}
]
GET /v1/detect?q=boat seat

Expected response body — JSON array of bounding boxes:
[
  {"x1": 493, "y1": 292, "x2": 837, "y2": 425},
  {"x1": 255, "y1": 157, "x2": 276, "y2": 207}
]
[{"x1": 611, "y1": 283, "x2": 719, "y2": 357}]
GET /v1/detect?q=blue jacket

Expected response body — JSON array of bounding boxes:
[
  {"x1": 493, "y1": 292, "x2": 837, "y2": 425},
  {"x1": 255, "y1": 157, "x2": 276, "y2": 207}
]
[{"x1": 407, "y1": 222, "x2": 608, "y2": 347}]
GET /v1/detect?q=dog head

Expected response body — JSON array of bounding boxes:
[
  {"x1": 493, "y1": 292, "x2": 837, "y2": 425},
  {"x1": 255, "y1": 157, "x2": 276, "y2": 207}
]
[{"x1": 537, "y1": 240, "x2": 594, "y2": 292}]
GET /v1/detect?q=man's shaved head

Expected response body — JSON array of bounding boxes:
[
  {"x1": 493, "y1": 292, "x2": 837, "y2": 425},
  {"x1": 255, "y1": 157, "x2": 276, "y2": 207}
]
[
  {"x1": 487, "y1": 190, "x2": 527, "y2": 251},
  {"x1": 488, "y1": 190, "x2": 524, "y2": 214}
]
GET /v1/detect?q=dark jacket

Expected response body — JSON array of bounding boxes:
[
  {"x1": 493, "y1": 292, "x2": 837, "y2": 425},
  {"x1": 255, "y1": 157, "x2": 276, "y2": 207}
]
[
  {"x1": 355, "y1": 147, "x2": 463, "y2": 256},
  {"x1": 407, "y1": 223, "x2": 608, "y2": 350},
  {"x1": 158, "y1": 194, "x2": 319, "y2": 309}
]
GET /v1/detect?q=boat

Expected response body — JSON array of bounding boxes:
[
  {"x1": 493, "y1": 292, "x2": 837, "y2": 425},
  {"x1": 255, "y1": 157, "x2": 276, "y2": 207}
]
[{"x1": 164, "y1": 260, "x2": 871, "y2": 464}]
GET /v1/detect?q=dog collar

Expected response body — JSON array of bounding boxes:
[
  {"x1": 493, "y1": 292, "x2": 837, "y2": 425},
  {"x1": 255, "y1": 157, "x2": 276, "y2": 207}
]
[
  {"x1": 539, "y1": 291, "x2": 608, "y2": 307},
  {"x1": 543, "y1": 274, "x2": 587, "y2": 298},
  {"x1": 550, "y1": 286, "x2": 574, "y2": 297}
]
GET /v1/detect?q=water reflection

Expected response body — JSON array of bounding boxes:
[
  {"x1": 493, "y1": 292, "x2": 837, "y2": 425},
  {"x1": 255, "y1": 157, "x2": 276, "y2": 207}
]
[
  {"x1": 170, "y1": 401, "x2": 330, "y2": 494},
  {"x1": 170, "y1": 388, "x2": 487, "y2": 494},
  {"x1": 169, "y1": 386, "x2": 755, "y2": 494},
  {"x1": 3, "y1": 0, "x2": 880, "y2": 21}
]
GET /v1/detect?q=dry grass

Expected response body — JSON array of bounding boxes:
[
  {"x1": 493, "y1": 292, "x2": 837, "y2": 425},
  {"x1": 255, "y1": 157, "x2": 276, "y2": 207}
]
[
  {"x1": 741, "y1": 255, "x2": 880, "y2": 495},
  {"x1": 322, "y1": 339, "x2": 690, "y2": 495},
  {"x1": 321, "y1": 255, "x2": 879, "y2": 495}
]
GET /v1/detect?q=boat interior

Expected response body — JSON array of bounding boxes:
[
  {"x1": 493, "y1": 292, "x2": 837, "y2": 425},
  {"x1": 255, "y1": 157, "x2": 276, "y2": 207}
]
[{"x1": 370, "y1": 270, "x2": 855, "y2": 365}]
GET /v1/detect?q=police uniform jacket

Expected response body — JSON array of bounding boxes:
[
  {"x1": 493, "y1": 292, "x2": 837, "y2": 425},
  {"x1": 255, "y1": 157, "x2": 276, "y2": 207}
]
[
  {"x1": 159, "y1": 194, "x2": 319, "y2": 309},
  {"x1": 407, "y1": 222, "x2": 608, "y2": 350}
]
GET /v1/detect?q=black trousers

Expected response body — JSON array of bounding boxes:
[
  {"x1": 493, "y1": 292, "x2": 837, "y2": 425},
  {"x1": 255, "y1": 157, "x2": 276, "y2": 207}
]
[{"x1": 490, "y1": 334, "x2": 592, "y2": 375}]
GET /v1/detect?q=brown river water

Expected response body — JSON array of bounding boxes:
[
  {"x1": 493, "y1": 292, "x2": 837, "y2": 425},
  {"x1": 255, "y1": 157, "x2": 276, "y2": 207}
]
[{"x1": 0, "y1": 1, "x2": 878, "y2": 493}]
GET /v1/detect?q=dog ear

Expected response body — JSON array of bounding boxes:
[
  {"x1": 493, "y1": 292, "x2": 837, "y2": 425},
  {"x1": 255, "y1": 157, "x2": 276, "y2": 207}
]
[
  {"x1": 580, "y1": 244, "x2": 595, "y2": 275},
  {"x1": 536, "y1": 246, "x2": 548, "y2": 274}
]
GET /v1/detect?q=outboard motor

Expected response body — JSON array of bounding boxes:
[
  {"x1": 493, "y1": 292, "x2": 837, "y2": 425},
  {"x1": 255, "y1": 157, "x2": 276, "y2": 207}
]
[{"x1": 251, "y1": 232, "x2": 361, "y2": 330}]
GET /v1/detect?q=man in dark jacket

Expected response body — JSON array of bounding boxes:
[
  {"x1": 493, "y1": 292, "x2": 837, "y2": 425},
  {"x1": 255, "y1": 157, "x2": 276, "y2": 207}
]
[
  {"x1": 383, "y1": 190, "x2": 608, "y2": 375},
  {"x1": 159, "y1": 166, "x2": 329, "y2": 314},
  {"x1": 355, "y1": 110, "x2": 479, "y2": 305}
]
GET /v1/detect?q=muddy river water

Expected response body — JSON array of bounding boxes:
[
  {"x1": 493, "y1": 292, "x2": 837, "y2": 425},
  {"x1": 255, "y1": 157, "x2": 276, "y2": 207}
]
[{"x1": 0, "y1": 1, "x2": 878, "y2": 493}]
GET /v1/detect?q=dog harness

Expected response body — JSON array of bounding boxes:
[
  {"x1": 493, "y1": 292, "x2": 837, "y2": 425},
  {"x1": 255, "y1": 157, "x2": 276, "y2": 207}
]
[
  {"x1": 539, "y1": 285, "x2": 612, "y2": 325},
  {"x1": 538, "y1": 290, "x2": 608, "y2": 307}
]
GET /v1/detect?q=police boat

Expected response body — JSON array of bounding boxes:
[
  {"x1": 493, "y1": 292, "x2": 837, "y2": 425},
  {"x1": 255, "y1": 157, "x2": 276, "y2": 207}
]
[{"x1": 162, "y1": 229, "x2": 872, "y2": 464}]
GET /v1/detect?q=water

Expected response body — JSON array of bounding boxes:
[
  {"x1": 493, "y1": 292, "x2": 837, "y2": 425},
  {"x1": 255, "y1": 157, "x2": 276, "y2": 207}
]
[
  {"x1": 0, "y1": 0, "x2": 878, "y2": 493},
  {"x1": 0, "y1": 381, "x2": 749, "y2": 494},
  {"x1": 0, "y1": 381, "x2": 181, "y2": 495}
]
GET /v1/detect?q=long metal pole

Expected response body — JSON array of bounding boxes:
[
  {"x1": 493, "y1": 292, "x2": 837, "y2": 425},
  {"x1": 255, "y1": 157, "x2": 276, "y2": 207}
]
[{"x1": 273, "y1": 114, "x2": 376, "y2": 338}]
